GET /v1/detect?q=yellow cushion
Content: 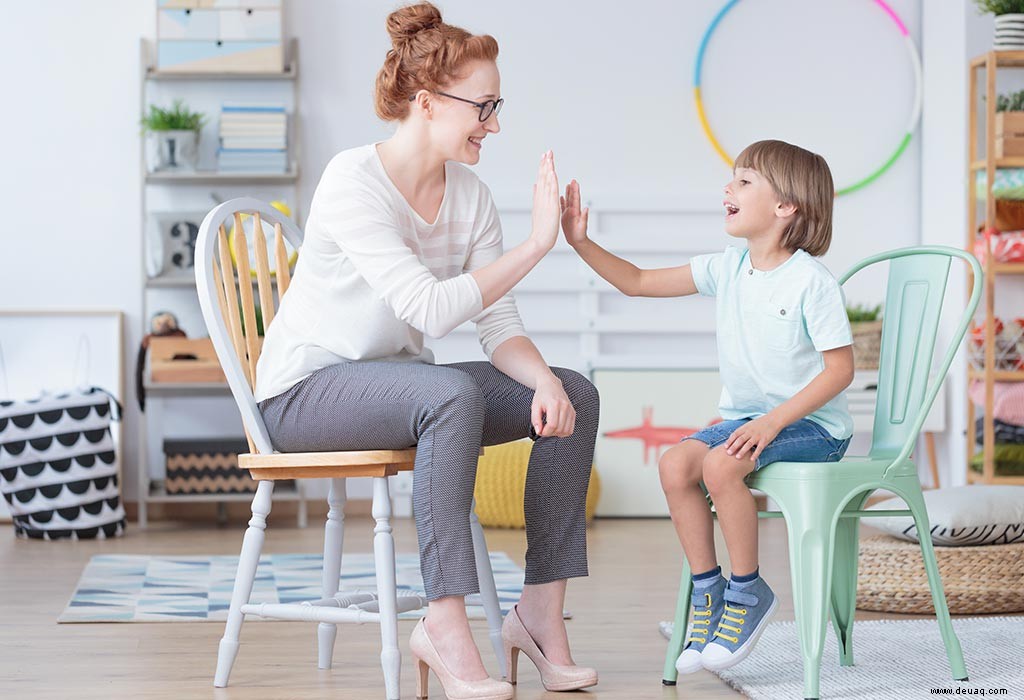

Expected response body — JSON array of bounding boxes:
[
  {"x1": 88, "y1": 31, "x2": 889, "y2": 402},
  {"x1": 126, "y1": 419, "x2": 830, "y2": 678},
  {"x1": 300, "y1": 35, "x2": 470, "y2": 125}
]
[{"x1": 473, "y1": 439, "x2": 600, "y2": 529}]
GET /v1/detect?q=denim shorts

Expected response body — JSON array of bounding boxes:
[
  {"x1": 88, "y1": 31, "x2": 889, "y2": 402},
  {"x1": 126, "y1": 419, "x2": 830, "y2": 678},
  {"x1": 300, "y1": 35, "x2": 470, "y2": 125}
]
[{"x1": 681, "y1": 418, "x2": 851, "y2": 470}]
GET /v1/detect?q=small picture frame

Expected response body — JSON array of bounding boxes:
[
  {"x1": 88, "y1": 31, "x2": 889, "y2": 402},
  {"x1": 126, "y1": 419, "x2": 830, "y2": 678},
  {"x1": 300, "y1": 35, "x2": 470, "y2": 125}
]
[{"x1": 592, "y1": 368, "x2": 722, "y2": 517}]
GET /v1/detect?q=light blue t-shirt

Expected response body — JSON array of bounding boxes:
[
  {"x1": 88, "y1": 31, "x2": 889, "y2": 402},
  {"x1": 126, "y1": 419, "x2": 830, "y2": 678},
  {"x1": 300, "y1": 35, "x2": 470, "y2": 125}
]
[{"x1": 690, "y1": 246, "x2": 854, "y2": 440}]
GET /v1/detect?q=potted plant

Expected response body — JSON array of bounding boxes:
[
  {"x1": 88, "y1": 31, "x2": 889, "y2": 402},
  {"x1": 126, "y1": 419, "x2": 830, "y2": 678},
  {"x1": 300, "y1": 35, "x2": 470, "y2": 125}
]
[
  {"x1": 847, "y1": 303, "x2": 883, "y2": 370},
  {"x1": 995, "y1": 89, "x2": 1024, "y2": 158},
  {"x1": 975, "y1": 0, "x2": 1024, "y2": 50},
  {"x1": 141, "y1": 99, "x2": 205, "y2": 172}
]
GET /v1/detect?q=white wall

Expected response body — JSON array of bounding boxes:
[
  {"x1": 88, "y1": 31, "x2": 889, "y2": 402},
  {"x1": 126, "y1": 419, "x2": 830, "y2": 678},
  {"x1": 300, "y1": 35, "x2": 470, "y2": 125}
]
[{"x1": 4, "y1": 0, "x2": 972, "y2": 503}]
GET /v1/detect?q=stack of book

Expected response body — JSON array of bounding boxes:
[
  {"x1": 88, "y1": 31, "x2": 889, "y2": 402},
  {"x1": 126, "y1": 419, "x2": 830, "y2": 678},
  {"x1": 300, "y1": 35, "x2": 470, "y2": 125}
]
[{"x1": 217, "y1": 103, "x2": 288, "y2": 173}]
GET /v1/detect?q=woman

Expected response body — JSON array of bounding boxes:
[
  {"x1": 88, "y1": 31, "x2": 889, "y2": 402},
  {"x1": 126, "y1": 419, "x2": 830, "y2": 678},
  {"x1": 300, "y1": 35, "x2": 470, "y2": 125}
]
[{"x1": 254, "y1": 3, "x2": 599, "y2": 698}]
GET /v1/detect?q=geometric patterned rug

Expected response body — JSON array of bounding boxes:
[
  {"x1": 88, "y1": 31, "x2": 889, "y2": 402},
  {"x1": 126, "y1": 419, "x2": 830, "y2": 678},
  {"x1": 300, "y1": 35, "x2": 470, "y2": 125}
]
[
  {"x1": 662, "y1": 616, "x2": 1023, "y2": 699},
  {"x1": 60, "y1": 552, "x2": 538, "y2": 623}
]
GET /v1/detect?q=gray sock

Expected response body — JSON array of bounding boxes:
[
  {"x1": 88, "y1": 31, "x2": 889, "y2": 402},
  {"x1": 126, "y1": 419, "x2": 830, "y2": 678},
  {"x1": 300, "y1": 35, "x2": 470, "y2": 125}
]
[{"x1": 693, "y1": 574, "x2": 724, "y2": 590}]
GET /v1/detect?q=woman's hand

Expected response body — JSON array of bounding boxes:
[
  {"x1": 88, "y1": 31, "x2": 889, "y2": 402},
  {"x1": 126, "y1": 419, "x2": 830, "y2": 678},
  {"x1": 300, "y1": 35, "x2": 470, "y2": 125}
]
[
  {"x1": 561, "y1": 179, "x2": 590, "y2": 248},
  {"x1": 531, "y1": 374, "x2": 576, "y2": 438},
  {"x1": 723, "y1": 416, "x2": 783, "y2": 463},
  {"x1": 529, "y1": 151, "x2": 561, "y2": 253}
]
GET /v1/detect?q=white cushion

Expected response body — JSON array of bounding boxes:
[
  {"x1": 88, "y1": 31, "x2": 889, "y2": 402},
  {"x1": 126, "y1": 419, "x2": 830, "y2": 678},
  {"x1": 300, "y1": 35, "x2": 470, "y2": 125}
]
[{"x1": 868, "y1": 486, "x2": 1024, "y2": 546}]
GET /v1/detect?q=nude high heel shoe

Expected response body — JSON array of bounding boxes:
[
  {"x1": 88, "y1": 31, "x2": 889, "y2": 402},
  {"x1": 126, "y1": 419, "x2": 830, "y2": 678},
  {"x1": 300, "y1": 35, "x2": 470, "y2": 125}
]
[
  {"x1": 501, "y1": 605, "x2": 598, "y2": 692},
  {"x1": 409, "y1": 618, "x2": 513, "y2": 700}
]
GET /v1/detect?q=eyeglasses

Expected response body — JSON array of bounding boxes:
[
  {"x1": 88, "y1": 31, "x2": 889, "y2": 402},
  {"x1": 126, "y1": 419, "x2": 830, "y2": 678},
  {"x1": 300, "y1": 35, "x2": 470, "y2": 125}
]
[{"x1": 409, "y1": 90, "x2": 504, "y2": 122}]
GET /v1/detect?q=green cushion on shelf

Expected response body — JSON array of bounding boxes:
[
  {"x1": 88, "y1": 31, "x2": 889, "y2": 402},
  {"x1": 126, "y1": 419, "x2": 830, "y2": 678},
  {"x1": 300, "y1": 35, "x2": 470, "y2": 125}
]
[
  {"x1": 975, "y1": 169, "x2": 1024, "y2": 201},
  {"x1": 970, "y1": 444, "x2": 1024, "y2": 476}
]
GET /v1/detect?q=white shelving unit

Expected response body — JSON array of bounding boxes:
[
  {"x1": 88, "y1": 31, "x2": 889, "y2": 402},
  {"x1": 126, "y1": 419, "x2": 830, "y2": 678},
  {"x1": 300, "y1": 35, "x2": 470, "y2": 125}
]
[{"x1": 136, "y1": 36, "x2": 307, "y2": 528}]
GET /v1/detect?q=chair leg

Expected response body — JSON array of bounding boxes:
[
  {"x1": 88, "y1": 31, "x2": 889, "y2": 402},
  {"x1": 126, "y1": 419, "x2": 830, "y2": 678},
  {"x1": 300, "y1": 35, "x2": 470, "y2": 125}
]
[
  {"x1": 830, "y1": 493, "x2": 869, "y2": 668},
  {"x1": 902, "y1": 485, "x2": 969, "y2": 681},
  {"x1": 214, "y1": 479, "x2": 274, "y2": 688},
  {"x1": 318, "y1": 478, "x2": 346, "y2": 670},
  {"x1": 372, "y1": 477, "x2": 401, "y2": 700},
  {"x1": 783, "y1": 491, "x2": 847, "y2": 700},
  {"x1": 470, "y1": 499, "x2": 506, "y2": 678},
  {"x1": 661, "y1": 556, "x2": 693, "y2": 685}
]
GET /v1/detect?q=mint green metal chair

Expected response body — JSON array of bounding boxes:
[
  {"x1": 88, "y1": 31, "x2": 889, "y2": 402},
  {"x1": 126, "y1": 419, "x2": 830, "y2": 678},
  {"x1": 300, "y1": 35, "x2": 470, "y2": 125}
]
[{"x1": 661, "y1": 246, "x2": 981, "y2": 699}]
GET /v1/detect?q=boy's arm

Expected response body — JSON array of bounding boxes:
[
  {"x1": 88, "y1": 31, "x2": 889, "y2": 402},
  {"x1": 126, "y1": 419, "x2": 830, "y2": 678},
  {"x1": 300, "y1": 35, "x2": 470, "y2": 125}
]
[
  {"x1": 725, "y1": 345, "x2": 855, "y2": 461},
  {"x1": 764, "y1": 345, "x2": 855, "y2": 430},
  {"x1": 571, "y1": 239, "x2": 697, "y2": 297},
  {"x1": 561, "y1": 179, "x2": 698, "y2": 298}
]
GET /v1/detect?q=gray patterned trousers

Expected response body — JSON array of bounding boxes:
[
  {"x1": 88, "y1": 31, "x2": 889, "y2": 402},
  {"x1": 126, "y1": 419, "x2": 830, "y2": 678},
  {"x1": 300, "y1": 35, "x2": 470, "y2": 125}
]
[{"x1": 258, "y1": 360, "x2": 600, "y2": 600}]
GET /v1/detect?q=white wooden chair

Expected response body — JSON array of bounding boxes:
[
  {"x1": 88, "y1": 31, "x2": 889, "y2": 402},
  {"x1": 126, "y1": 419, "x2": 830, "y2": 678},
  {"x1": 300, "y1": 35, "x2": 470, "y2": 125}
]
[{"x1": 195, "y1": 197, "x2": 506, "y2": 699}]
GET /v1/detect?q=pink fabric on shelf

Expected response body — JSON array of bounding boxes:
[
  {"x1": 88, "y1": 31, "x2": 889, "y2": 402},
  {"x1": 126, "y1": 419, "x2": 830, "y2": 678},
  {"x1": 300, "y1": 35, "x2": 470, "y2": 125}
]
[{"x1": 969, "y1": 380, "x2": 1024, "y2": 426}]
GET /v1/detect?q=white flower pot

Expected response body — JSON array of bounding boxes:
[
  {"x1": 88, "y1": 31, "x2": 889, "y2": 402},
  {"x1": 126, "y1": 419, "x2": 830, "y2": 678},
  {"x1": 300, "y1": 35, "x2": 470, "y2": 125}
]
[
  {"x1": 146, "y1": 129, "x2": 199, "y2": 172},
  {"x1": 994, "y1": 14, "x2": 1024, "y2": 51}
]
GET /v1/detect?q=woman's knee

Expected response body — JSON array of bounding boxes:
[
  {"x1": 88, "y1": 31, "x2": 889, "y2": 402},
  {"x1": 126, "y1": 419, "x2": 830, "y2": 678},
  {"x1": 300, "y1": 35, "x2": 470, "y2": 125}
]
[{"x1": 550, "y1": 367, "x2": 599, "y2": 411}]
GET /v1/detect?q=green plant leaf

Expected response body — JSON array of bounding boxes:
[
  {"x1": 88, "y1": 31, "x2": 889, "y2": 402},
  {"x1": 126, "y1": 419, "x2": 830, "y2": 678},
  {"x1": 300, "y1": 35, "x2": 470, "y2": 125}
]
[
  {"x1": 846, "y1": 303, "x2": 882, "y2": 323},
  {"x1": 141, "y1": 98, "x2": 206, "y2": 132},
  {"x1": 974, "y1": 0, "x2": 1024, "y2": 15}
]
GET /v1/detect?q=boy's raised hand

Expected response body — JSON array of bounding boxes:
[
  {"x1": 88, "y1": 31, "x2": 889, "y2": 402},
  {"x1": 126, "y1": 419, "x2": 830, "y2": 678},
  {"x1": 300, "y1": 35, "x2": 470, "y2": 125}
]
[{"x1": 560, "y1": 179, "x2": 590, "y2": 248}]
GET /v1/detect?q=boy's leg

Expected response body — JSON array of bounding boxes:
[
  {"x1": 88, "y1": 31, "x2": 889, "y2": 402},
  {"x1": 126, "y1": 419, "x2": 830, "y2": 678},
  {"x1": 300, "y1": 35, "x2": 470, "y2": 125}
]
[
  {"x1": 658, "y1": 440, "x2": 716, "y2": 572},
  {"x1": 660, "y1": 439, "x2": 729, "y2": 674},
  {"x1": 701, "y1": 445, "x2": 758, "y2": 575},
  {"x1": 701, "y1": 445, "x2": 777, "y2": 670}
]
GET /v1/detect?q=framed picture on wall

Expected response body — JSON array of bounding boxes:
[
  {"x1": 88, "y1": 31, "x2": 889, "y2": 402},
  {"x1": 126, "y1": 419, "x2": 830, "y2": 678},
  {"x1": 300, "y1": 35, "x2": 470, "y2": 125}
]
[{"x1": 591, "y1": 368, "x2": 722, "y2": 517}]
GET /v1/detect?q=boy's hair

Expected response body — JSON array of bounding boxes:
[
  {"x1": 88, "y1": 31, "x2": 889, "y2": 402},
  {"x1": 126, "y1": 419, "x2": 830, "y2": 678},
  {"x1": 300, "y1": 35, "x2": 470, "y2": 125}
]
[{"x1": 734, "y1": 140, "x2": 834, "y2": 257}]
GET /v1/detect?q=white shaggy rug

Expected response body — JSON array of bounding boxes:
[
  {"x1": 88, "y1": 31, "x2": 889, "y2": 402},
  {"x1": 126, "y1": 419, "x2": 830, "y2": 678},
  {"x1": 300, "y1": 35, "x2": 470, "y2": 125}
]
[{"x1": 661, "y1": 616, "x2": 1023, "y2": 699}]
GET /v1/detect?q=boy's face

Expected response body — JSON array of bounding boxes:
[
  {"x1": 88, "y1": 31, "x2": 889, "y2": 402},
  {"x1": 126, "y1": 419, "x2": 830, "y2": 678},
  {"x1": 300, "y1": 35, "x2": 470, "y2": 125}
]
[{"x1": 722, "y1": 167, "x2": 793, "y2": 240}]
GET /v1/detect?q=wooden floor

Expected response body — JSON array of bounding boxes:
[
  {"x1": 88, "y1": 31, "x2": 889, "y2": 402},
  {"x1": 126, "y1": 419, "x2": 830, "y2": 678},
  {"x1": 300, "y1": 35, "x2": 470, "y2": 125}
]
[{"x1": 0, "y1": 515, "x2": 975, "y2": 699}]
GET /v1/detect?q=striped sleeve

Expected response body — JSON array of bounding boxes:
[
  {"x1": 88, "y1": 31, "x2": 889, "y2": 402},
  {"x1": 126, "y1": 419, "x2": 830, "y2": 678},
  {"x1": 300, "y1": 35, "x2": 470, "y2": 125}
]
[{"x1": 317, "y1": 172, "x2": 484, "y2": 338}]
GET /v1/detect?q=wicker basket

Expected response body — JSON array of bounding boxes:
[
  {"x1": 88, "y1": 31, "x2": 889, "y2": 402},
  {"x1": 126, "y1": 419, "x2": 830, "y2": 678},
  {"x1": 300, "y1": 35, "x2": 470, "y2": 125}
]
[
  {"x1": 851, "y1": 320, "x2": 882, "y2": 370},
  {"x1": 856, "y1": 534, "x2": 1024, "y2": 615}
]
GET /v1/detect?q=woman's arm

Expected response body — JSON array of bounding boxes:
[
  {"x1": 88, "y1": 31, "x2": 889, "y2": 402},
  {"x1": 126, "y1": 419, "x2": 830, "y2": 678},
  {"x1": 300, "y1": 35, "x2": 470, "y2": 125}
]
[
  {"x1": 561, "y1": 180, "x2": 698, "y2": 298},
  {"x1": 470, "y1": 151, "x2": 560, "y2": 307},
  {"x1": 319, "y1": 152, "x2": 561, "y2": 338},
  {"x1": 490, "y1": 336, "x2": 575, "y2": 438}
]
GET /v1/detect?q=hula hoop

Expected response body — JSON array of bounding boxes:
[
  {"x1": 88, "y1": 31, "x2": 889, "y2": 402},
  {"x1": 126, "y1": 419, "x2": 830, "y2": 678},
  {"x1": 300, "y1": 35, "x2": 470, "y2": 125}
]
[{"x1": 694, "y1": 0, "x2": 921, "y2": 196}]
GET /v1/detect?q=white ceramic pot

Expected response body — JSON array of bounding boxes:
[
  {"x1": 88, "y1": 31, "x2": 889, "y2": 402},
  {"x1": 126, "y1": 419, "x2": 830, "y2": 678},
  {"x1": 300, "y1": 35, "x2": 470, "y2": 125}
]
[
  {"x1": 994, "y1": 14, "x2": 1024, "y2": 51},
  {"x1": 146, "y1": 129, "x2": 199, "y2": 171}
]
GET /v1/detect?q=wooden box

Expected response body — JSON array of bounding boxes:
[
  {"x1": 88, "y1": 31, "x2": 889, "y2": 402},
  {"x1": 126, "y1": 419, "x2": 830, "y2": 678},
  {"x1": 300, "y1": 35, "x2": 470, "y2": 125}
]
[
  {"x1": 149, "y1": 337, "x2": 225, "y2": 384},
  {"x1": 156, "y1": 6, "x2": 283, "y2": 73},
  {"x1": 164, "y1": 438, "x2": 254, "y2": 494},
  {"x1": 996, "y1": 112, "x2": 1024, "y2": 158}
]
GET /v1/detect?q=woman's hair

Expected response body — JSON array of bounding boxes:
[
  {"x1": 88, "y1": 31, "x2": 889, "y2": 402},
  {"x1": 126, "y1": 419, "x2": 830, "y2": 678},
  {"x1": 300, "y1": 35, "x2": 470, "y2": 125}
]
[
  {"x1": 734, "y1": 140, "x2": 835, "y2": 257},
  {"x1": 374, "y1": 2, "x2": 499, "y2": 121}
]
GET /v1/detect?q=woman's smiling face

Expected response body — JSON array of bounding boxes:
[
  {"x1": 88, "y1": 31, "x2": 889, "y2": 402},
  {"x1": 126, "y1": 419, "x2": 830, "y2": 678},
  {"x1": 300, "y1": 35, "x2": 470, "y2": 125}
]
[{"x1": 426, "y1": 59, "x2": 502, "y2": 165}]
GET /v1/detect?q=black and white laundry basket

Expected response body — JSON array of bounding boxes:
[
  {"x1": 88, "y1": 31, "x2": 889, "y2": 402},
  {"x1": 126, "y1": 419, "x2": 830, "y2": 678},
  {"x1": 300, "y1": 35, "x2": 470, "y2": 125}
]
[{"x1": 0, "y1": 387, "x2": 126, "y2": 539}]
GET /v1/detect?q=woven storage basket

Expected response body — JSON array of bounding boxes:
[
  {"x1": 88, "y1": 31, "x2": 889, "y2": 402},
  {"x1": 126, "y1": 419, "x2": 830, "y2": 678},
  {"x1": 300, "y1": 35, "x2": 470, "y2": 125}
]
[
  {"x1": 857, "y1": 534, "x2": 1024, "y2": 615},
  {"x1": 851, "y1": 320, "x2": 882, "y2": 370},
  {"x1": 473, "y1": 439, "x2": 599, "y2": 528}
]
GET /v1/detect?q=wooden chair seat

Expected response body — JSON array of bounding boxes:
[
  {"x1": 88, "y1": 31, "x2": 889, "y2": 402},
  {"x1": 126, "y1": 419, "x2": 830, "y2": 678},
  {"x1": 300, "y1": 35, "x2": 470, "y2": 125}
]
[{"x1": 240, "y1": 449, "x2": 417, "y2": 480}]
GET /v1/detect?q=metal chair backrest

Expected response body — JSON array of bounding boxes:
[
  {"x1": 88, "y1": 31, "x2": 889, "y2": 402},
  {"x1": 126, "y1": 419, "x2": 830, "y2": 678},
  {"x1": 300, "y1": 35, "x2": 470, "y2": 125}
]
[
  {"x1": 195, "y1": 197, "x2": 303, "y2": 455},
  {"x1": 838, "y1": 246, "x2": 982, "y2": 468}
]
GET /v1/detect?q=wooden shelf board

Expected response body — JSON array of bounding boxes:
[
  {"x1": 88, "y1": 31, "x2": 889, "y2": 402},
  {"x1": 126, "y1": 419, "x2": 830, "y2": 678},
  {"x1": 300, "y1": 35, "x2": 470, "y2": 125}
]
[
  {"x1": 143, "y1": 381, "x2": 232, "y2": 397},
  {"x1": 145, "y1": 168, "x2": 298, "y2": 185},
  {"x1": 967, "y1": 469, "x2": 1024, "y2": 485},
  {"x1": 146, "y1": 482, "x2": 299, "y2": 503},
  {"x1": 969, "y1": 158, "x2": 1024, "y2": 170},
  {"x1": 967, "y1": 368, "x2": 1024, "y2": 381}
]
